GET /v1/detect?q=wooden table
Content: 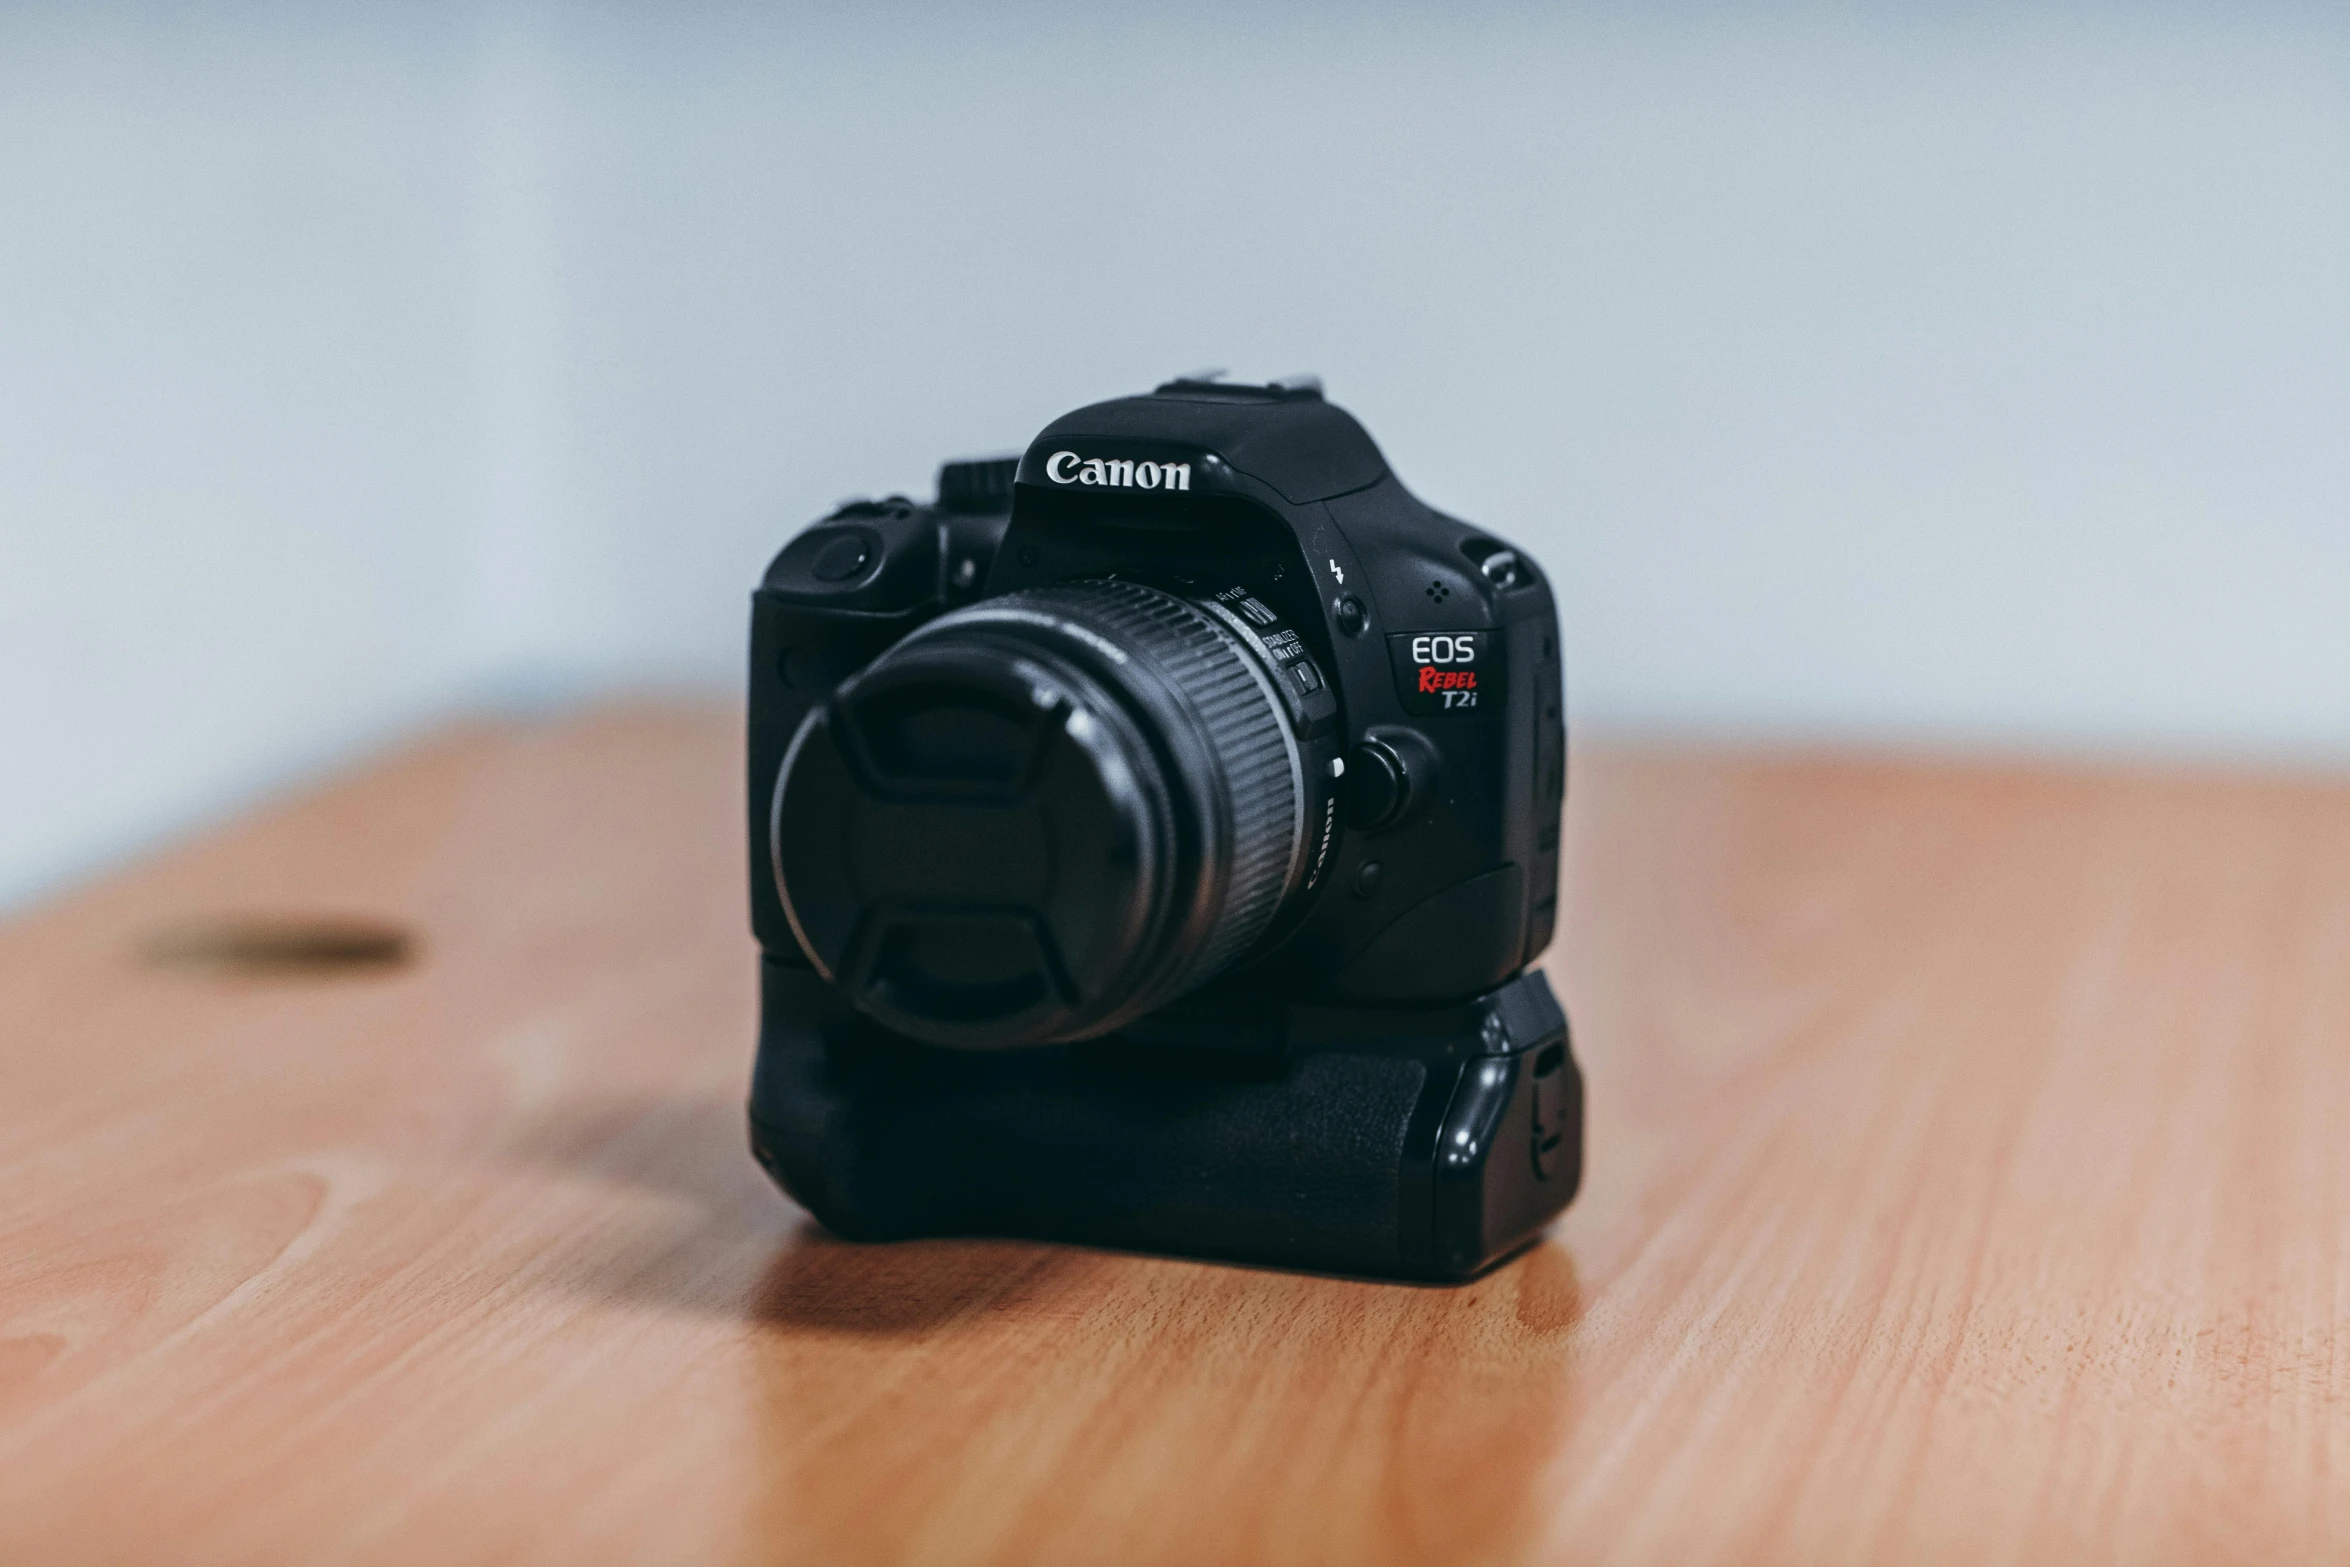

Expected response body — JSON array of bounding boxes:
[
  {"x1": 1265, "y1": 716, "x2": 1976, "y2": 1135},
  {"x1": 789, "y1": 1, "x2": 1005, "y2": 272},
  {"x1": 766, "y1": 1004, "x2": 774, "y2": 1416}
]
[{"x1": 3, "y1": 706, "x2": 2345, "y2": 1565}]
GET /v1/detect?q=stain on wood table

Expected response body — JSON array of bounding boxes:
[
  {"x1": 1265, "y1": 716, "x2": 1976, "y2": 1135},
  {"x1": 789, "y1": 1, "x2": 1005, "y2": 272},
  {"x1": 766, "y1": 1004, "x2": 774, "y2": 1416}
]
[{"x1": 2, "y1": 706, "x2": 2345, "y2": 1564}]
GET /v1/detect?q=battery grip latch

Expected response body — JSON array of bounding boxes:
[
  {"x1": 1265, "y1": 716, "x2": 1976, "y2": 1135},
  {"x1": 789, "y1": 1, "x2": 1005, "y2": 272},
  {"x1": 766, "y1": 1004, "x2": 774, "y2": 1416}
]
[{"x1": 1530, "y1": 1044, "x2": 1569, "y2": 1179}]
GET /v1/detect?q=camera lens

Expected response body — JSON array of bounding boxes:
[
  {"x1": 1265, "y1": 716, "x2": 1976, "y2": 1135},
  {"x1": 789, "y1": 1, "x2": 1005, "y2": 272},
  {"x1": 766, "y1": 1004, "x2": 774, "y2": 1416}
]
[{"x1": 771, "y1": 579, "x2": 1308, "y2": 1049}]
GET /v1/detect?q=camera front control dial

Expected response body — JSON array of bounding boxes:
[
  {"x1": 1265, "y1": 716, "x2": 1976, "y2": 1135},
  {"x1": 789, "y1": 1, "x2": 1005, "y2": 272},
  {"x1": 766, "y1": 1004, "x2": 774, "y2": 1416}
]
[{"x1": 771, "y1": 580, "x2": 1309, "y2": 1050}]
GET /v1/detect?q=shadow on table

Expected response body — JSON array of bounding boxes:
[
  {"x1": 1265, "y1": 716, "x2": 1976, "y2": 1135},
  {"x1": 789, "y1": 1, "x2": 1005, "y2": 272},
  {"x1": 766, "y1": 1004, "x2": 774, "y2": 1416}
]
[{"x1": 747, "y1": 1224, "x2": 1083, "y2": 1335}]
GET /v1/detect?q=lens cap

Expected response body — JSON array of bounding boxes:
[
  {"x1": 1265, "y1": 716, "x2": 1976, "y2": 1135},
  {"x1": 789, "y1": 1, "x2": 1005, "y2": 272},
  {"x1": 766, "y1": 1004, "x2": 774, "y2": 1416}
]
[{"x1": 771, "y1": 582, "x2": 1304, "y2": 1050}]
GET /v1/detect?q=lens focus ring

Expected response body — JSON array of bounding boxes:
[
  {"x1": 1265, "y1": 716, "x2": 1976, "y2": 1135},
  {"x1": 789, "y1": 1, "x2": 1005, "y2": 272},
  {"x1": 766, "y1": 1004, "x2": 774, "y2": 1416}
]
[{"x1": 1009, "y1": 579, "x2": 1303, "y2": 991}]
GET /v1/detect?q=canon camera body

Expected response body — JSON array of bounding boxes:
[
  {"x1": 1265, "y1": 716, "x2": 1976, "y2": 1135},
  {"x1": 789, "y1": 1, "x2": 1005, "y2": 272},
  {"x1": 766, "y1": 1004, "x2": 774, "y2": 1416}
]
[{"x1": 747, "y1": 375, "x2": 1581, "y2": 1279}]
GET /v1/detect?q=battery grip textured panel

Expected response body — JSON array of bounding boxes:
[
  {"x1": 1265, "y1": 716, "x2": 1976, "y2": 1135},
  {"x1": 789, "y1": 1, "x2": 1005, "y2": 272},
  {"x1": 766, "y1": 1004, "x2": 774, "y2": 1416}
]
[{"x1": 749, "y1": 960, "x2": 1583, "y2": 1281}]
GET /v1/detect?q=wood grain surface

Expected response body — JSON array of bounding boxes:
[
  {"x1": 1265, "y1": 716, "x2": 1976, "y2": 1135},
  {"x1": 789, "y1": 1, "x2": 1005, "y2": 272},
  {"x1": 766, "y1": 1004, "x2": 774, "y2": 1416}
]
[{"x1": 3, "y1": 706, "x2": 2346, "y2": 1565}]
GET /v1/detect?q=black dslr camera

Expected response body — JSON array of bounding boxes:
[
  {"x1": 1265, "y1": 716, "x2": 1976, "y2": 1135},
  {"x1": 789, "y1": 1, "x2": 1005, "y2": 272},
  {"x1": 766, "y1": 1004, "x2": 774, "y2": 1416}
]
[{"x1": 747, "y1": 375, "x2": 1581, "y2": 1280}]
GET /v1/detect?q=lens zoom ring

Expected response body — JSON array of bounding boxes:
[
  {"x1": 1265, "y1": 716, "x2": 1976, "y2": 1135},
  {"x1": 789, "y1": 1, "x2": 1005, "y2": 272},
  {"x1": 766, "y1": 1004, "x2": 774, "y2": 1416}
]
[{"x1": 1000, "y1": 580, "x2": 1300, "y2": 993}]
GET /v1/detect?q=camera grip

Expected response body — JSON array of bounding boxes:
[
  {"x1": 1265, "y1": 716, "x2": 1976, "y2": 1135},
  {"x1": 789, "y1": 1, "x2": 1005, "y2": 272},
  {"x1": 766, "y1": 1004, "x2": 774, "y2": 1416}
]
[{"x1": 748, "y1": 961, "x2": 1581, "y2": 1281}]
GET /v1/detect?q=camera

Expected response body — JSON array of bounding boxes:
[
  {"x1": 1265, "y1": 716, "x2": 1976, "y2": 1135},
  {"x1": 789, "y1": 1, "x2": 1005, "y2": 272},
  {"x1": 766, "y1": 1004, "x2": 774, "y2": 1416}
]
[{"x1": 746, "y1": 374, "x2": 1581, "y2": 1280}]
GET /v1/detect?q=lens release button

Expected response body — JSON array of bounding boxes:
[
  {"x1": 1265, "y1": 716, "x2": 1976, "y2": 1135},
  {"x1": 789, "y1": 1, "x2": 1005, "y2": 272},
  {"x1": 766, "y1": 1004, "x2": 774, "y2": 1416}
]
[{"x1": 1344, "y1": 740, "x2": 1406, "y2": 829}]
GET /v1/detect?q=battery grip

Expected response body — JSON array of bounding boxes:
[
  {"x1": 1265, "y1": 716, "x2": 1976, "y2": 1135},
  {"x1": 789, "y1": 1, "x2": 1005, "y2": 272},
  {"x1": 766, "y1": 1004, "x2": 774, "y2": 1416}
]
[{"x1": 749, "y1": 959, "x2": 1583, "y2": 1281}]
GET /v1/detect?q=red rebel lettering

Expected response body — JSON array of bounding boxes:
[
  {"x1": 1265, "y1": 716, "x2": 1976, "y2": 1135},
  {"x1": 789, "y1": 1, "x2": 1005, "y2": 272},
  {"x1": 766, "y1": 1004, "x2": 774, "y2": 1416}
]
[{"x1": 1417, "y1": 667, "x2": 1480, "y2": 694}]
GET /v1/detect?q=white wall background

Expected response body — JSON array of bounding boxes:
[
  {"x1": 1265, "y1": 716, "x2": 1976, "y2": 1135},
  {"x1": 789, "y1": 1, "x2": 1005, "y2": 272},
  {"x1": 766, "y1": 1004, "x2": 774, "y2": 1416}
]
[{"x1": 3, "y1": 2, "x2": 2346, "y2": 911}]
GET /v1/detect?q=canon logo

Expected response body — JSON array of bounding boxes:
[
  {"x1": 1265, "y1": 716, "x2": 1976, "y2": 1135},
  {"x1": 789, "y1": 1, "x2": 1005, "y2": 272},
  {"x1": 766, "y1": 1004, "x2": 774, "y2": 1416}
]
[{"x1": 1044, "y1": 451, "x2": 1192, "y2": 491}]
